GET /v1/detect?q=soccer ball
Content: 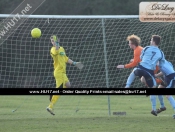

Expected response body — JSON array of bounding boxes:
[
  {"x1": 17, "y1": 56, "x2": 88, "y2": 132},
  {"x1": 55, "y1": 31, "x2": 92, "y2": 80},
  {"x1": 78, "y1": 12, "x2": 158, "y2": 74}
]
[{"x1": 31, "y1": 28, "x2": 41, "y2": 38}]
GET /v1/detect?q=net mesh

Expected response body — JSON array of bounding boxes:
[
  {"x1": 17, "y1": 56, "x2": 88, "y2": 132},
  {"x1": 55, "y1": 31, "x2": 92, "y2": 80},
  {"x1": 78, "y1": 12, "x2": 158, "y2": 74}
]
[{"x1": 0, "y1": 16, "x2": 175, "y2": 88}]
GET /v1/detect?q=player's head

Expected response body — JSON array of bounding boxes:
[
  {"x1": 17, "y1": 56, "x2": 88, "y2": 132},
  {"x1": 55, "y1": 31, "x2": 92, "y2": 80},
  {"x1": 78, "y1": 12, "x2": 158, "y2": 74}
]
[
  {"x1": 150, "y1": 35, "x2": 161, "y2": 46},
  {"x1": 126, "y1": 34, "x2": 141, "y2": 50},
  {"x1": 50, "y1": 35, "x2": 60, "y2": 47}
]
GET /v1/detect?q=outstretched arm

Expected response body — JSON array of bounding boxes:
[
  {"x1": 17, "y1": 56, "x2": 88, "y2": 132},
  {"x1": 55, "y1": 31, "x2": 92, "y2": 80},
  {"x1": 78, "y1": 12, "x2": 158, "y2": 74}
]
[
  {"x1": 67, "y1": 58, "x2": 76, "y2": 65},
  {"x1": 124, "y1": 50, "x2": 140, "y2": 68},
  {"x1": 117, "y1": 49, "x2": 140, "y2": 69},
  {"x1": 67, "y1": 58, "x2": 84, "y2": 70}
]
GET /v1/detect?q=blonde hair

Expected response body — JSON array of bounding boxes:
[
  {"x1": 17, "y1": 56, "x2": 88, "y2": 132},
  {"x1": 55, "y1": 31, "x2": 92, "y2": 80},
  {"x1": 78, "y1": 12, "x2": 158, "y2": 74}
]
[{"x1": 126, "y1": 34, "x2": 141, "y2": 46}]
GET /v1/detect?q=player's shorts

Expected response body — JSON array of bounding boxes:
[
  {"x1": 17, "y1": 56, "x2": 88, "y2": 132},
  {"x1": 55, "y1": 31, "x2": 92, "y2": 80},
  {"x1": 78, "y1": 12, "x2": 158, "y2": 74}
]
[
  {"x1": 54, "y1": 72, "x2": 69, "y2": 88},
  {"x1": 164, "y1": 73, "x2": 175, "y2": 88},
  {"x1": 134, "y1": 64, "x2": 156, "y2": 88}
]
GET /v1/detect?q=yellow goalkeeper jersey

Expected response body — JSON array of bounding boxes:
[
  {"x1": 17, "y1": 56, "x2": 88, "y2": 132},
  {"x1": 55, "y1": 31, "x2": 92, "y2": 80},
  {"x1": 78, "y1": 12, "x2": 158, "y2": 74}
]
[{"x1": 50, "y1": 46, "x2": 69, "y2": 74}]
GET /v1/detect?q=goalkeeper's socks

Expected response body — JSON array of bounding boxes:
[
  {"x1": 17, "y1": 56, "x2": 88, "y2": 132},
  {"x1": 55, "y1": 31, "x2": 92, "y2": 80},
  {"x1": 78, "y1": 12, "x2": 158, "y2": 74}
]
[
  {"x1": 167, "y1": 96, "x2": 175, "y2": 110},
  {"x1": 48, "y1": 95, "x2": 60, "y2": 109},
  {"x1": 48, "y1": 103, "x2": 53, "y2": 109},
  {"x1": 150, "y1": 95, "x2": 157, "y2": 111},
  {"x1": 157, "y1": 95, "x2": 165, "y2": 108}
]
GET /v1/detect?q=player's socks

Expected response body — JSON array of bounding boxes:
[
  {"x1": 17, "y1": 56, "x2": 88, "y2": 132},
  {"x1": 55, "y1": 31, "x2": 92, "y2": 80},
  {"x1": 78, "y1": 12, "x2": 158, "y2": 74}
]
[
  {"x1": 173, "y1": 109, "x2": 175, "y2": 119},
  {"x1": 167, "y1": 96, "x2": 175, "y2": 110},
  {"x1": 49, "y1": 95, "x2": 53, "y2": 101},
  {"x1": 48, "y1": 95, "x2": 60, "y2": 109},
  {"x1": 157, "y1": 95, "x2": 165, "y2": 108},
  {"x1": 150, "y1": 95, "x2": 156, "y2": 111},
  {"x1": 173, "y1": 114, "x2": 175, "y2": 119},
  {"x1": 125, "y1": 70, "x2": 136, "y2": 88},
  {"x1": 156, "y1": 95, "x2": 166, "y2": 114}
]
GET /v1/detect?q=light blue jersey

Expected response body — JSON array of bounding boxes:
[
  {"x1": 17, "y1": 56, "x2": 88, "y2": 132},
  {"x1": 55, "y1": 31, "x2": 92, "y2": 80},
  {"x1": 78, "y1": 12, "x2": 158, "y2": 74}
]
[
  {"x1": 140, "y1": 46, "x2": 165, "y2": 70},
  {"x1": 159, "y1": 60, "x2": 175, "y2": 76}
]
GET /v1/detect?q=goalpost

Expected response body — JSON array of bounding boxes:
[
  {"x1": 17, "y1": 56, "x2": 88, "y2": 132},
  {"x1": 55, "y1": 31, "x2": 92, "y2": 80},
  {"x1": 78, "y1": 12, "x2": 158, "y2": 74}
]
[{"x1": 0, "y1": 15, "x2": 175, "y2": 115}]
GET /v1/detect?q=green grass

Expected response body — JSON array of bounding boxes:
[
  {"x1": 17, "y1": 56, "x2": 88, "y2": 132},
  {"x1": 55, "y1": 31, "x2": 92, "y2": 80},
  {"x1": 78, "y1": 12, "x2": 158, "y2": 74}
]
[{"x1": 0, "y1": 95, "x2": 175, "y2": 132}]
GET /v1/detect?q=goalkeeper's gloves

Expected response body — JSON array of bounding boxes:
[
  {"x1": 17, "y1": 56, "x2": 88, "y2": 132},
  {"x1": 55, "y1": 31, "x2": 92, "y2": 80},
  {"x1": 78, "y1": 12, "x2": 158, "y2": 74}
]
[
  {"x1": 72, "y1": 61, "x2": 77, "y2": 66},
  {"x1": 55, "y1": 42, "x2": 60, "y2": 47},
  {"x1": 72, "y1": 62, "x2": 84, "y2": 70}
]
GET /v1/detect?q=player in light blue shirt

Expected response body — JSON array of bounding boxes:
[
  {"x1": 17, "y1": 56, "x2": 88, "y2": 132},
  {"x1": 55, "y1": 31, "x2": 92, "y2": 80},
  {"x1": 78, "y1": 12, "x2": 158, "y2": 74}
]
[
  {"x1": 154, "y1": 60, "x2": 175, "y2": 119},
  {"x1": 158, "y1": 60, "x2": 175, "y2": 85},
  {"x1": 125, "y1": 35, "x2": 167, "y2": 117},
  {"x1": 140, "y1": 45, "x2": 165, "y2": 70}
]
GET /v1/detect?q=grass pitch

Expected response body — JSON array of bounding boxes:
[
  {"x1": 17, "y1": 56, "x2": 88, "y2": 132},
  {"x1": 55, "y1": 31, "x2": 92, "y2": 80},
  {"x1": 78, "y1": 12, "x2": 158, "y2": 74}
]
[{"x1": 0, "y1": 95, "x2": 175, "y2": 132}]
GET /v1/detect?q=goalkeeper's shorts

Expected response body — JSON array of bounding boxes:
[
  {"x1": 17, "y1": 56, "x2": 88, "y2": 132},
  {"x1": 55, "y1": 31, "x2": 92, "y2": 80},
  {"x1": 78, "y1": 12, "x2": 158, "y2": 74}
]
[{"x1": 54, "y1": 72, "x2": 69, "y2": 88}]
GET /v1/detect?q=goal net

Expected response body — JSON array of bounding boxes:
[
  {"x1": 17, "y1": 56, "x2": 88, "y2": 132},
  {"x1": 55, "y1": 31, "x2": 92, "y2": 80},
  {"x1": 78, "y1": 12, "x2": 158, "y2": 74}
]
[
  {"x1": 1, "y1": 15, "x2": 175, "y2": 88},
  {"x1": 0, "y1": 15, "x2": 175, "y2": 119}
]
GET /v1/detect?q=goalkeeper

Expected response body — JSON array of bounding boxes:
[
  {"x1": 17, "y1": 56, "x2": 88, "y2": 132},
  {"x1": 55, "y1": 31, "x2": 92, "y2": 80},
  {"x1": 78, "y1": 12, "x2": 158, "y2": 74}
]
[{"x1": 47, "y1": 35, "x2": 83, "y2": 115}]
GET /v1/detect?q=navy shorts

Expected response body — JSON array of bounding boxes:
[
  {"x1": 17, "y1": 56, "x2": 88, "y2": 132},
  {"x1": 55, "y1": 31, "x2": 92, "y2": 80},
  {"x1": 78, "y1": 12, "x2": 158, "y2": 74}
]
[
  {"x1": 164, "y1": 73, "x2": 175, "y2": 88},
  {"x1": 134, "y1": 65, "x2": 156, "y2": 88}
]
